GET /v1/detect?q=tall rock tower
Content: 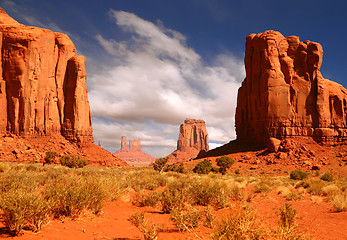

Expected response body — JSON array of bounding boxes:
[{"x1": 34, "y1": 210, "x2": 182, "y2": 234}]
[
  {"x1": 0, "y1": 8, "x2": 93, "y2": 143},
  {"x1": 236, "y1": 30, "x2": 347, "y2": 146},
  {"x1": 168, "y1": 118, "x2": 209, "y2": 162}
]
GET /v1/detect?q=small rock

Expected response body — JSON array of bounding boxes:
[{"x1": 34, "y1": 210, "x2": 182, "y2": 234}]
[
  {"x1": 268, "y1": 137, "x2": 281, "y2": 153},
  {"x1": 311, "y1": 165, "x2": 321, "y2": 170}
]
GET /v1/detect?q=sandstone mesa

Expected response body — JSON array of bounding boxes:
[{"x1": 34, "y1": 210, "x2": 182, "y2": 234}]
[{"x1": 236, "y1": 30, "x2": 347, "y2": 146}]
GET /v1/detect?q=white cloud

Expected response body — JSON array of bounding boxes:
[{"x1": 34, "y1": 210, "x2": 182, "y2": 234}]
[{"x1": 88, "y1": 10, "x2": 245, "y2": 157}]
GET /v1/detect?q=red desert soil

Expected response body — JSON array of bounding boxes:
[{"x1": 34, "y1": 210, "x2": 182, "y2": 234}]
[{"x1": 2, "y1": 192, "x2": 346, "y2": 240}]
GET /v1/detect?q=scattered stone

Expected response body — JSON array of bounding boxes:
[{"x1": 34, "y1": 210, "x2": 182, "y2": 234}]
[{"x1": 268, "y1": 137, "x2": 281, "y2": 153}]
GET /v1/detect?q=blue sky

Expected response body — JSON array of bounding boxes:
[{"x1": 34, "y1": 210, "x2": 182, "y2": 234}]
[{"x1": 1, "y1": 0, "x2": 346, "y2": 157}]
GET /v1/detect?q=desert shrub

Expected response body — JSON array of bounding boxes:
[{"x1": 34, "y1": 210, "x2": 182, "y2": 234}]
[
  {"x1": 161, "y1": 180, "x2": 191, "y2": 213},
  {"x1": 216, "y1": 156, "x2": 235, "y2": 175},
  {"x1": 275, "y1": 202, "x2": 306, "y2": 239},
  {"x1": 253, "y1": 177, "x2": 278, "y2": 194},
  {"x1": 320, "y1": 172, "x2": 334, "y2": 182},
  {"x1": 59, "y1": 155, "x2": 89, "y2": 168},
  {"x1": 152, "y1": 157, "x2": 169, "y2": 172},
  {"x1": 322, "y1": 184, "x2": 341, "y2": 199},
  {"x1": 0, "y1": 189, "x2": 51, "y2": 235},
  {"x1": 128, "y1": 212, "x2": 160, "y2": 240},
  {"x1": 332, "y1": 193, "x2": 347, "y2": 212},
  {"x1": 202, "y1": 206, "x2": 216, "y2": 228},
  {"x1": 126, "y1": 169, "x2": 167, "y2": 191},
  {"x1": 45, "y1": 175, "x2": 104, "y2": 219},
  {"x1": 211, "y1": 205, "x2": 264, "y2": 240},
  {"x1": 189, "y1": 178, "x2": 233, "y2": 209},
  {"x1": 170, "y1": 206, "x2": 201, "y2": 232},
  {"x1": 164, "y1": 163, "x2": 185, "y2": 173},
  {"x1": 44, "y1": 151, "x2": 58, "y2": 165},
  {"x1": 290, "y1": 170, "x2": 308, "y2": 180},
  {"x1": 132, "y1": 191, "x2": 161, "y2": 208},
  {"x1": 193, "y1": 160, "x2": 214, "y2": 174},
  {"x1": 306, "y1": 179, "x2": 326, "y2": 195},
  {"x1": 277, "y1": 186, "x2": 300, "y2": 201}
]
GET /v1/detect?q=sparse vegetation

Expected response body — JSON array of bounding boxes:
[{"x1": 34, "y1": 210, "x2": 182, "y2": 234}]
[
  {"x1": 320, "y1": 172, "x2": 334, "y2": 182},
  {"x1": 211, "y1": 205, "x2": 263, "y2": 240},
  {"x1": 128, "y1": 212, "x2": 160, "y2": 240},
  {"x1": 332, "y1": 193, "x2": 347, "y2": 212},
  {"x1": 170, "y1": 206, "x2": 201, "y2": 232},
  {"x1": 59, "y1": 154, "x2": 89, "y2": 168},
  {"x1": 193, "y1": 159, "x2": 214, "y2": 174},
  {"x1": 0, "y1": 161, "x2": 344, "y2": 238},
  {"x1": 290, "y1": 170, "x2": 308, "y2": 180},
  {"x1": 152, "y1": 157, "x2": 169, "y2": 172},
  {"x1": 44, "y1": 151, "x2": 58, "y2": 165},
  {"x1": 216, "y1": 156, "x2": 235, "y2": 175},
  {"x1": 275, "y1": 202, "x2": 307, "y2": 239}
]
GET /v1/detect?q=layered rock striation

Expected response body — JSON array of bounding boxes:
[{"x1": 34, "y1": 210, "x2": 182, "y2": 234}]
[
  {"x1": 0, "y1": 9, "x2": 92, "y2": 143},
  {"x1": 236, "y1": 30, "x2": 347, "y2": 146},
  {"x1": 168, "y1": 118, "x2": 209, "y2": 162}
]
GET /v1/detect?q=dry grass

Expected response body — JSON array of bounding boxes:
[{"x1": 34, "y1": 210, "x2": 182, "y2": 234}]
[
  {"x1": 332, "y1": 192, "x2": 347, "y2": 212},
  {"x1": 211, "y1": 205, "x2": 264, "y2": 240}
]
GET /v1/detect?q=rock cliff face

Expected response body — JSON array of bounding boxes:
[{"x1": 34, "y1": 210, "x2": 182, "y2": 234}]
[
  {"x1": 115, "y1": 136, "x2": 155, "y2": 165},
  {"x1": 236, "y1": 30, "x2": 347, "y2": 146},
  {"x1": 168, "y1": 119, "x2": 209, "y2": 162},
  {"x1": 0, "y1": 9, "x2": 92, "y2": 143}
]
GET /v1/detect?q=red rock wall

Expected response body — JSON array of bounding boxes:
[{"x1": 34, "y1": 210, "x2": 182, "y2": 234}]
[
  {"x1": 236, "y1": 30, "x2": 347, "y2": 145},
  {"x1": 0, "y1": 9, "x2": 93, "y2": 143}
]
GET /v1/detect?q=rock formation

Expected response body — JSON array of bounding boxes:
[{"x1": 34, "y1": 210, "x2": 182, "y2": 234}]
[
  {"x1": 168, "y1": 118, "x2": 209, "y2": 162},
  {"x1": 115, "y1": 136, "x2": 155, "y2": 165},
  {"x1": 0, "y1": 9, "x2": 126, "y2": 167},
  {"x1": 236, "y1": 30, "x2": 347, "y2": 146},
  {"x1": 0, "y1": 8, "x2": 92, "y2": 143}
]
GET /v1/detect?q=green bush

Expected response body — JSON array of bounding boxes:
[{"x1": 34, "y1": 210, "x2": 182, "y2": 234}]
[
  {"x1": 59, "y1": 155, "x2": 89, "y2": 168},
  {"x1": 320, "y1": 172, "x2": 334, "y2": 182},
  {"x1": 290, "y1": 170, "x2": 308, "y2": 180},
  {"x1": 44, "y1": 151, "x2": 58, "y2": 165},
  {"x1": 152, "y1": 157, "x2": 169, "y2": 172},
  {"x1": 193, "y1": 160, "x2": 214, "y2": 174},
  {"x1": 216, "y1": 156, "x2": 235, "y2": 175},
  {"x1": 164, "y1": 163, "x2": 185, "y2": 173}
]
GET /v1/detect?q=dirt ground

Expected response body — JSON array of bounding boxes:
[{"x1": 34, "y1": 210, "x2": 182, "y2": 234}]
[{"x1": 2, "y1": 191, "x2": 346, "y2": 240}]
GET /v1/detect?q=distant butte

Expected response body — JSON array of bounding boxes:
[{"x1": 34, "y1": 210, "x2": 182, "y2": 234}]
[
  {"x1": 114, "y1": 136, "x2": 156, "y2": 165},
  {"x1": 167, "y1": 118, "x2": 209, "y2": 162}
]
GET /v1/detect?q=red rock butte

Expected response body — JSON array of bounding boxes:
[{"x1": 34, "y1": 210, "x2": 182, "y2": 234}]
[
  {"x1": 0, "y1": 9, "x2": 126, "y2": 166},
  {"x1": 114, "y1": 136, "x2": 156, "y2": 165},
  {"x1": 236, "y1": 30, "x2": 347, "y2": 146},
  {"x1": 168, "y1": 118, "x2": 209, "y2": 162},
  {"x1": 0, "y1": 8, "x2": 92, "y2": 143}
]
